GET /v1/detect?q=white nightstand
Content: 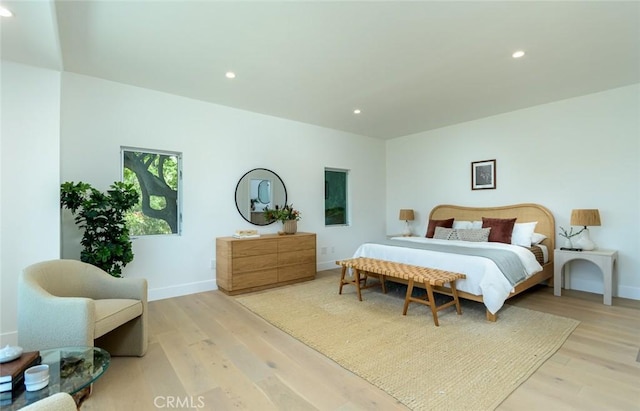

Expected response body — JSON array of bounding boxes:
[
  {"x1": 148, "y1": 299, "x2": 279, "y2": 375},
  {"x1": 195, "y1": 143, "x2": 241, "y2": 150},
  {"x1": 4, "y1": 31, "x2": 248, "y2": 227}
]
[{"x1": 553, "y1": 248, "x2": 618, "y2": 305}]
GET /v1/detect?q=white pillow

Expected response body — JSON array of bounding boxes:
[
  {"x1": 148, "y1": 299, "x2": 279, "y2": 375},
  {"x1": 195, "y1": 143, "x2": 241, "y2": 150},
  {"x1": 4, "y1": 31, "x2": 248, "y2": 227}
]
[
  {"x1": 471, "y1": 220, "x2": 483, "y2": 229},
  {"x1": 531, "y1": 232, "x2": 547, "y2": 245},
  {"x1": 452, "y1": 220, "x2": 473, "y2": 229},
  {"x1": 511, "y1": 222, "x2": 538, "y2": 247}
]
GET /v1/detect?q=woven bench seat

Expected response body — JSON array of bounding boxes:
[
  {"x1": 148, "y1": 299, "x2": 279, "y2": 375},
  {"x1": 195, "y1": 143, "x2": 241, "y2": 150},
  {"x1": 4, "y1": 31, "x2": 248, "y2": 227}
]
[{"x1": 336, "y1": 257, "x2": 466, "y2": 326}]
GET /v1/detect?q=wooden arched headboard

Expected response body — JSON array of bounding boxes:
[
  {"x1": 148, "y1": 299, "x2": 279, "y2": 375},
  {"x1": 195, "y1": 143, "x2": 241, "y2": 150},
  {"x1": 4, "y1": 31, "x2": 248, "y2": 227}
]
[{"x1": 429, "y1": 203, "x2": 555, "y2": 263}]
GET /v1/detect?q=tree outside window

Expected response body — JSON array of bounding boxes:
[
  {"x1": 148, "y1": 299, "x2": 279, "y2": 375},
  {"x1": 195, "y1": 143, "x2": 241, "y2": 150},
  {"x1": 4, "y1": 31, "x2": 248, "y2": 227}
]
[{"x1": 122, "y1": 147, "x2": 182, "y2": 236}]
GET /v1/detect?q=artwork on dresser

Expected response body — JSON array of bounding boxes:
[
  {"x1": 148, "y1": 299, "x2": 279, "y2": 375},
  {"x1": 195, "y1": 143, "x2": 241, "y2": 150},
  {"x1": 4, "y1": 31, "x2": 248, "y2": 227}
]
[{"x1": 471, "y1": 159, "x2": 496, "y2": 190}]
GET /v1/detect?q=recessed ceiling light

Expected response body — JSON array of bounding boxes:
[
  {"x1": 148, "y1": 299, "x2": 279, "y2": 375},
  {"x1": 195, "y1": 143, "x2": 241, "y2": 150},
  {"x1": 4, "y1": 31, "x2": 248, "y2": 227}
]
[
  {"x1": 353, "y1": 109, "x2": 361, "y2": 114},
  {"x1": 225, "y1": 71, "x2": 236, "y2": 79},
  {"x1": 0, "y1": 7, "x2": 13, "y2": 17},
  {"x1": 512, "y1": 50, "x2": 525, "y2": 59}
]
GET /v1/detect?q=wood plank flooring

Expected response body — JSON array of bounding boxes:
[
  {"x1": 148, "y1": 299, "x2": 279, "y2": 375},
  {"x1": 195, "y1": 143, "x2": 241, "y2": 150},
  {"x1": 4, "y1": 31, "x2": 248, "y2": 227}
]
[{"x1": 82, "y1": 269, "x2": 640, "y2": 411}]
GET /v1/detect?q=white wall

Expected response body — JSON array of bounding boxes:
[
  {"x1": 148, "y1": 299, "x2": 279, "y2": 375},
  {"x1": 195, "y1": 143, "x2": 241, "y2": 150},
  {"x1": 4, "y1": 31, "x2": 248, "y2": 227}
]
[
  {"x1": 60, "y1": 73, "x2": 386, "y2": 300},
  {"x1": 0, "y1": 62, "x2": 61, "y2": 345},
  {"x1": 3, "y1": 64, "x2": 636, "y2": 346},
  {"x1": 386, "y1": 84, "x2": 640, "y2": 300}
]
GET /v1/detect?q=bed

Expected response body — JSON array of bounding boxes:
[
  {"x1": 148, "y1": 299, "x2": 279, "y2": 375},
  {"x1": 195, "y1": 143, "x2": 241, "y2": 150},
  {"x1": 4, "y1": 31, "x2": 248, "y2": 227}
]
[{"x1": 352, "y1": 203, "x2": 555, "y2": 321}]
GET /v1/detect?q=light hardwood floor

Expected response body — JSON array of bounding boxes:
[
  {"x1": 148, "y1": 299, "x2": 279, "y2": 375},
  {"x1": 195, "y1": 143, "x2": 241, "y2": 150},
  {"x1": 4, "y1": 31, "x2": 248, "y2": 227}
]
[{"x1": 82, "y1": 269, "x2": 640, "y2": 411}]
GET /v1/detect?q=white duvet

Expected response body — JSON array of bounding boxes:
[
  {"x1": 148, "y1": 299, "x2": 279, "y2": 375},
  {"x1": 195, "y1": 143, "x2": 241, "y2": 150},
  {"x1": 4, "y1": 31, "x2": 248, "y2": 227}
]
[{"x1": 352, "y1": 237, "x2": 543, "y2": 314}]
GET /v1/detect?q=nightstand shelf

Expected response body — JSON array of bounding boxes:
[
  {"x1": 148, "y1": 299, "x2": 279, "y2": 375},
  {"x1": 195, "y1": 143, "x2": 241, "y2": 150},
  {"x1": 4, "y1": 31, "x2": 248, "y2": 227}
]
[{"x1": 553, "y1": 248, "x2": 618, "y2": 305}]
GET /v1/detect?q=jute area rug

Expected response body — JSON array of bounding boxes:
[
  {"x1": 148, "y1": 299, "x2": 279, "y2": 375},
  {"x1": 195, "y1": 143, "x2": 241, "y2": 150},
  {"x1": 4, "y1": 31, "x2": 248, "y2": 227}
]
[{"x1": 236, "y1": 274, "x2": 579, "y2": 411}]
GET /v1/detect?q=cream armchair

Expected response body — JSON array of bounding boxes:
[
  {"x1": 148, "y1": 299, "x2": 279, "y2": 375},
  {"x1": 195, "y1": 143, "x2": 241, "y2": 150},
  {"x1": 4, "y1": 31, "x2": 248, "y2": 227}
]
[
  {"x1": 21, "y1": 392, "x2": 77, "y2": 411},
  {"x1": 18, "y1": 259, "x2": 148, "y2": 356}
]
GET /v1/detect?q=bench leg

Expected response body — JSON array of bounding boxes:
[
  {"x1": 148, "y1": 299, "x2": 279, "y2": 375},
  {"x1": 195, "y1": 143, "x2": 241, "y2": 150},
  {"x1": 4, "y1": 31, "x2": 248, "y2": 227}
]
[
  {"x1": 402, "y1": 278, "x2": 415, "y2": 315},
  {"x1": 338, "y1": 266, "x2": 347, "y2": 295},
  {"x1": 450, "y1": 280, "x2": 462, "y2": 315},
  {"x1": 425, "y1": 284, "x2": 440, "y2": 326},
  {"x1": 338, "y1": 266, "x2": 363, "y2": 301},
  {"x1": 354, "y1": 268, "x2": 363, "y2": 301}
]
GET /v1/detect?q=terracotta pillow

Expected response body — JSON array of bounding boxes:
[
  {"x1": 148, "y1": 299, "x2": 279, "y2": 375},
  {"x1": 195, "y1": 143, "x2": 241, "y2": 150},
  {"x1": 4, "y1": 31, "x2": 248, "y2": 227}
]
[
  {"x1": 482, "y1": 217, "x2": 517, "y2": 243},
  {"x1": 425, "y1": 218, "x2": 454, "y2": 238}
]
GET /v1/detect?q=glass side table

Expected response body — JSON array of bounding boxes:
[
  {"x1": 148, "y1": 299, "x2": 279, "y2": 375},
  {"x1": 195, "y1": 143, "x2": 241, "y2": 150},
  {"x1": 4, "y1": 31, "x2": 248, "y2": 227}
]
[{"x1": 3, "y1": 346, "x2": 110, "y2": 410}]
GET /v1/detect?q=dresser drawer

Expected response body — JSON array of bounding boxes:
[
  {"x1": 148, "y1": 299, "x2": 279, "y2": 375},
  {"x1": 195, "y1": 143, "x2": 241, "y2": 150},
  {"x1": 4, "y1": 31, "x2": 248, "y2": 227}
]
[
  {"x1": 278, "y1": 235, "x2": 315, "y2": 252},
  {"x1": 233, "y1": 239, "x2": 278, "y2": 257},
  {"x1": 279, "y1": 263, "x2": 316, "y2": 282},
  {"x1": 233, "y1": 254, "x2": 278, "y2": 273},
  {"x1": 278, "y1": 249, "x2": 315, "y2": 266},
  {"x1": 232, "y1": 269, "x2": 278, "y2": 289}
]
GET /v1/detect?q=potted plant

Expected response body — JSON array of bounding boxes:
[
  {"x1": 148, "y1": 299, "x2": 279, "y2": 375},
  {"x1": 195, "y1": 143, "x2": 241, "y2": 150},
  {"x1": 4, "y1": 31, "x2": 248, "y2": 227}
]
[
  {"x1": 60, "y1": 181, "x2": 139, "y2": 277},
  {"x1": 263, "y1": 204, "x2": 301, "y2": 234}
]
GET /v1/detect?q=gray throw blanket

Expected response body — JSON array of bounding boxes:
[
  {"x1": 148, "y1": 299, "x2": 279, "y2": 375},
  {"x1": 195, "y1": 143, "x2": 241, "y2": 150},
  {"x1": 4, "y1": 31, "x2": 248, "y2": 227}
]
[{"x1": 374, "y1": 239, "x2": 528, "y2": 286}]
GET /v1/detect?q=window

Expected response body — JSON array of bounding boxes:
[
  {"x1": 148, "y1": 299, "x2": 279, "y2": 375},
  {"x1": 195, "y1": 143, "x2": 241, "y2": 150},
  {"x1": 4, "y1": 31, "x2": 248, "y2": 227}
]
[
  {"x1": 121, "y1": 147, "x2": 182, "y2": 236},
  {"x1": 325, "y1": 168, "x2": 348, "y2": 226}
]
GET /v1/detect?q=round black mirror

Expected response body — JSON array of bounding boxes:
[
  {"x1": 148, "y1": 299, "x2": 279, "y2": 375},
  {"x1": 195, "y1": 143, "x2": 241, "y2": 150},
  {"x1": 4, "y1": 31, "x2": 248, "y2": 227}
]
[{"x1": 235, "y1": 168, "x2": 287, "y2": 226}]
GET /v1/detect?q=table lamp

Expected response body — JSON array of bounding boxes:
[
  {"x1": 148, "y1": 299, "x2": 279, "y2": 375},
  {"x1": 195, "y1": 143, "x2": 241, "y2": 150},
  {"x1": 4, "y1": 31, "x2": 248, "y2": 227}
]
[
  {"x1": 399, "y1": 209, "x2": 415, "y2": 236},
  {"x1": 571, "y1": 209, "x2": 601, "y2": 250}
]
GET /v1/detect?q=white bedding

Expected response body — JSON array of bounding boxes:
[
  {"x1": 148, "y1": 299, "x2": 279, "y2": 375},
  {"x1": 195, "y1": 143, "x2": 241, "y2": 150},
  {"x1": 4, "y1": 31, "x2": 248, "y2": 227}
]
[{"x1": 352, "y1": 237, "x2": 543, "y2": 314}]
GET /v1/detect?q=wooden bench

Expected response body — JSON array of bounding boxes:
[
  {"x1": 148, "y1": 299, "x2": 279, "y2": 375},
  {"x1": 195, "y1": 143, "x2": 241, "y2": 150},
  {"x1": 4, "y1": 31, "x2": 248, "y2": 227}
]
[{"x1": 336, "y1": 257, "x2": 466, "y2": 326}]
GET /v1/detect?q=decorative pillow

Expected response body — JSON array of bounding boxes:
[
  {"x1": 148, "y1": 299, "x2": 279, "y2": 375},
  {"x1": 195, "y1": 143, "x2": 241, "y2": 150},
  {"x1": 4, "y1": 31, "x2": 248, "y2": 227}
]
[
  {"x1": 433, "y1": 227, "x2": 491, "y2": 242},
  {"x1": 511, "y1": 222, "x2": 538, "y2": 247},
  {"x1": 452, "y1": 220, "x2": 473, "y2": 230},
  {"x1": 471, "y1": 221, "x2": 483, "y2": 229},
  {"x1": 531, "y1": 232, "x2": 547, "y2": 245},
  {"x1": 425, "y1": 218, "x2": 454, "y2": 238},
  {"x1": 455, "y1": 228, "x2": 491, "y2": 242},
  {"x1": 433, "y1": 226, "x2": 454, "y2": 240},
  {"x1": 482, "y1": 217, "x2": 517, "y2": 244}
]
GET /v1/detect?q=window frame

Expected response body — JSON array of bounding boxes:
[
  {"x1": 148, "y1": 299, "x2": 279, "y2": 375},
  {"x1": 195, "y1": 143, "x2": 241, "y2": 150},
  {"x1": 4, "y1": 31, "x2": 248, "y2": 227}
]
[
  {"x1": 120, "y1": 146, "x2": 183, "y2": 237},
  {"x1": 324, "y1": 167, "x2": 349, "y2": 227}
]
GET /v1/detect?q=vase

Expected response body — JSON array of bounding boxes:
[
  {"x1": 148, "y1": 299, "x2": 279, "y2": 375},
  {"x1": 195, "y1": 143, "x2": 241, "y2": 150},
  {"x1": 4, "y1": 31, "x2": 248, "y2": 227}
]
[
  {"x1": 564, "y1": 238, "x2": 573, "y2": 248},
  {"x1": 282, "y1": 220, "x2": 297, "y2": 234}
]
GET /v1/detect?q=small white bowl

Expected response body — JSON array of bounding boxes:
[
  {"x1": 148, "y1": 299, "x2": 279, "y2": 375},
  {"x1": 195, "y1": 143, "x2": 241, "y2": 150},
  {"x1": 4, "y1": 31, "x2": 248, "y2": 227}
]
[
  {"x1": 24, "y1": 364, "x2": 49, "y2": 385},
  {"x1": 25, "y1": 375, "x2": 49, "y2": 392}
]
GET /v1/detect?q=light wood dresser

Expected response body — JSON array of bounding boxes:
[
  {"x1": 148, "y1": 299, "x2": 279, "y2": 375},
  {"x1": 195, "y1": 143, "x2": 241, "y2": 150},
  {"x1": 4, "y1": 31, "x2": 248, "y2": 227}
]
[{"x1": 216, "y1": 232, "x2": 316, "y2": 295}]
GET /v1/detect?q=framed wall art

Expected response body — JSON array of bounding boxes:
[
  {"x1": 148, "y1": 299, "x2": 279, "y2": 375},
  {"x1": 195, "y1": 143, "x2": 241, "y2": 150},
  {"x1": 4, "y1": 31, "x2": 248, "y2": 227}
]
[{"x1": 471, "y1": 159, "x2": 496, "y2": 190}]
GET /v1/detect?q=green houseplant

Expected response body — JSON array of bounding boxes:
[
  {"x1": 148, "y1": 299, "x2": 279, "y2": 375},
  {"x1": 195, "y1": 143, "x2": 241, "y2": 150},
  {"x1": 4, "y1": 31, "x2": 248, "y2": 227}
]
[
  {"x1": 263, "y1": 204, "x2": 301, "y2": 234},
  {"x1": 60, "y1": 181, "x2": 139, "y2": 277},
  {"x1": 263, "y1": 204, "x2": 301, "y2": 223}
]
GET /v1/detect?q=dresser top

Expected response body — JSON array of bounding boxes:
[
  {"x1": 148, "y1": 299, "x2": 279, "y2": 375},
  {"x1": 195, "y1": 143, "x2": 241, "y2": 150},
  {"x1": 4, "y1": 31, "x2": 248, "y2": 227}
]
[{"x1": 218, "y1": 232, "x2": 315, "y2": 241}]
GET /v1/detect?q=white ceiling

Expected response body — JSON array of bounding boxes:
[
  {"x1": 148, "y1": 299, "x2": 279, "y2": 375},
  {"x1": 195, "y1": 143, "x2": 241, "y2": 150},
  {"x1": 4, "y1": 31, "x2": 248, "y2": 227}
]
[{"x1": 2, "y1": 1, "x2": 639, "y2": 139}]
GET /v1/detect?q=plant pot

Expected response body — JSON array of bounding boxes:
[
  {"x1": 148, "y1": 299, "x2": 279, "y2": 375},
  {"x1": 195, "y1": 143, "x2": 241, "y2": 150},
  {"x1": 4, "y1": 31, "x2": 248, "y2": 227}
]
[{"x1": 282, "y1": 220, "x2": 297, "y2": 234}]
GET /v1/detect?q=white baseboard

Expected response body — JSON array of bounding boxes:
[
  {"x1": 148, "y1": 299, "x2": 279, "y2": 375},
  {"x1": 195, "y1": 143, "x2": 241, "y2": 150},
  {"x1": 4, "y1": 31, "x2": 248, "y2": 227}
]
[
  {"x1": 317, "y1": 261, "x2": 340, "y2": 272},
  {"x1": 566, "y1": 278, "x2": 640, "y2": 301},
  {"x1": 149, "y1": 279, "x2": 217, "y2": 302}
]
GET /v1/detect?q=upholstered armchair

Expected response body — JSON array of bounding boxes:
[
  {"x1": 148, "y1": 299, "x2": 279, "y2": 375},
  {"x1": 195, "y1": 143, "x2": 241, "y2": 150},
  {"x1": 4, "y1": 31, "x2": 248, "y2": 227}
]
[
  {"x1": 18, "y1": 259, "x2": 148, "y2": 357},
  {"x1": 21, "y1": 392, "x2": 77, "y2": 411}
]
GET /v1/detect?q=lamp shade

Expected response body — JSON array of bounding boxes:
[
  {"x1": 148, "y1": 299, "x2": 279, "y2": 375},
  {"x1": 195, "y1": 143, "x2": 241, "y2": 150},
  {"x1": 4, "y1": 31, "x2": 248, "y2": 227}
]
[
  {"x1": 570, "y1": 209, "x2": 601, "y2": 227},
  {"x1": 399, "y1": 209, "x2": 415, "y2": 221}
]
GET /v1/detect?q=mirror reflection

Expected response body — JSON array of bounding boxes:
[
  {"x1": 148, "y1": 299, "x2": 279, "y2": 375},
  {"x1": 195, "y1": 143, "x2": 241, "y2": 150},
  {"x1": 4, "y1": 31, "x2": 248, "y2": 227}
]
[{"x1": 235, "y1": 168, "x2": 287, "y2": 225}]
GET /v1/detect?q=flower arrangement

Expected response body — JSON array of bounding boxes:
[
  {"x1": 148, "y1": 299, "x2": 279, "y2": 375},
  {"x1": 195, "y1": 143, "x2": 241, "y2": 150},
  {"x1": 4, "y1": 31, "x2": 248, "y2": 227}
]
[
  {"x1": 559, "y1": 226, "x2": 585, "y2": 240},
  {"x1": 263, "y1": 204, "x2": 301, "y2": 223}
]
